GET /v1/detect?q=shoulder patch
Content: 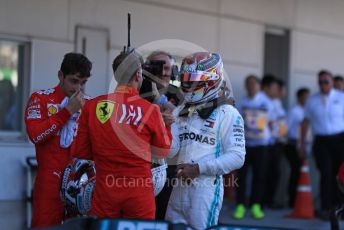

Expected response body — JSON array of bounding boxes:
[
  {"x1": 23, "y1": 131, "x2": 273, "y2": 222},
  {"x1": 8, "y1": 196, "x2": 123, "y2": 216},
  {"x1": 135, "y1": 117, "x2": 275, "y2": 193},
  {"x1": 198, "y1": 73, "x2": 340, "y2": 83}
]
[
  {"x1": 28, "y1": 96, "x2": 41, "y2": 106},
  {"x1": 96, "y1": 100, "x2": 115, "y2": 124},
  {"x1": 27, "y1": 95, "x2": 42, "y2": 120},
  {"x1": 236, "y1": 115, "x2": 243, "y2": 125},
  {"x1": 27, "y1": 109, "x2": 41, "y2": 119},
  {"x1": 36, "y1": 88, "x2": 55, "y2": 95}
]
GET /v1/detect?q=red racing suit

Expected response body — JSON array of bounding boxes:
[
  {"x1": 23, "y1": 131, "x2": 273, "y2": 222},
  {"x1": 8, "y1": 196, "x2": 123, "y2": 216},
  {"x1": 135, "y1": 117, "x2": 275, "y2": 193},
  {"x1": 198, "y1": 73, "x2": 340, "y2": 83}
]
[
  {"x1": 71, "y1": 86, "x2": 172, "y2": 219},
  {"x1": 25, "y1": 85, "x2": 78, "y2": 228}
]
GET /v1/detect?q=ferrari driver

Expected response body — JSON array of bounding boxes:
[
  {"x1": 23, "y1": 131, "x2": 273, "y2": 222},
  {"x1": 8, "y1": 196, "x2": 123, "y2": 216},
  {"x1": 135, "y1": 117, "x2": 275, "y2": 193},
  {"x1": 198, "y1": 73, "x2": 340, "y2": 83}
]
[{"x1": 25, "y1": 53, "x2": 92, "y2": 228}]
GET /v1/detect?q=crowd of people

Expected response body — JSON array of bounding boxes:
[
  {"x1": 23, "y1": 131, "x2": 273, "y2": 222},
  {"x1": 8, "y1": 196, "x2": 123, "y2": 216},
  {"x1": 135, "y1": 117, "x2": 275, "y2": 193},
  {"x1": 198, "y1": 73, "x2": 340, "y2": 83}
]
[
  {"x1": 24, "y1": 49, "x2": 344, "y2": 229},
  {"x1": 25, "y1": 50, "x2": 245, "y2": 230},
  {"x1": 233, "y1": 70, "x2": 344, "y2": 221}
]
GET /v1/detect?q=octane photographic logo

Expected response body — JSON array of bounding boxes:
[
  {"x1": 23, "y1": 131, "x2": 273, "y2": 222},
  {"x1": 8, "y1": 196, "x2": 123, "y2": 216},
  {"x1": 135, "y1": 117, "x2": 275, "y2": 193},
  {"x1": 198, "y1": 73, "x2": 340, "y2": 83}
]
[{"x1": 105, "y1": 39, "x2": 233, "y2": 164}]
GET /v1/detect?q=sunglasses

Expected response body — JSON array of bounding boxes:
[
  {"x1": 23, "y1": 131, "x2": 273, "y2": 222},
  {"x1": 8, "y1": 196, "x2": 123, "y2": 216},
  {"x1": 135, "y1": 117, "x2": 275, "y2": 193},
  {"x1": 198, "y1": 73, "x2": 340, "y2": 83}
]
[{"x1": 319, "y1": 80, "x2": 330, "y2": 85}]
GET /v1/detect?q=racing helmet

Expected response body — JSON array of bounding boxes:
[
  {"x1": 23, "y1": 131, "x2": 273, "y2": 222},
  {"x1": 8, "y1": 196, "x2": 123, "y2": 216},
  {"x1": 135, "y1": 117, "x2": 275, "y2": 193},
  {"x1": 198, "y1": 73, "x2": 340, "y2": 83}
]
[
  {"x1": 179, "y1": 52, "x2": 224, "y2": 104},
  {"x1": 61, "y1": 157, "x2": 166, "y2": 217},
  {"x1": 60, "y1": 158, "x2": 96, "y2": 216}
]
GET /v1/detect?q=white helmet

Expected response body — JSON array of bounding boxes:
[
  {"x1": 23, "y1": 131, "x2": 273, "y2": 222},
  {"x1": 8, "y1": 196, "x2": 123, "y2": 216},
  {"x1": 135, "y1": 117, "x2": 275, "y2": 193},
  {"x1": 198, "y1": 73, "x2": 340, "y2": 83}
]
[
  {"x1": 179, "y1": 52, "x2": 224, "y2": 104},
  {"x1": 60, "y1": 158, "x2": 96, "y2": 217},
  {"x1": 61, "y1": 157, "x2": 167, "y2": 217}
]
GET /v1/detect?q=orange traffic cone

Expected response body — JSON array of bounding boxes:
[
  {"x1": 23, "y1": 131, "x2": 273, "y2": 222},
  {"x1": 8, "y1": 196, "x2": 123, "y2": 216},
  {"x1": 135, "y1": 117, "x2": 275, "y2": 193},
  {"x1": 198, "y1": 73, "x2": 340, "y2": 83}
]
[{"x1": 287, "y1": 159, "x2": 314, "y2": 219}]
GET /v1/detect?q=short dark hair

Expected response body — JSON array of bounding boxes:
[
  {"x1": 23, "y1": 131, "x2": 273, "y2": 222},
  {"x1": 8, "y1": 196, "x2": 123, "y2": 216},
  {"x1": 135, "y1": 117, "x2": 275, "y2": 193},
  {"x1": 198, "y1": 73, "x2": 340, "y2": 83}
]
[
  {"x1": 112, "y1": 50, "x2": 144, "y2": 85},
  {"x1": 245, "y1": 74, "x2": 260, "y2": 86},
  {"x1": 334, "y1": 75, "x2": 344, "y2": 82},
  {"x1": 276, "y1": 79, "x2": 285, "y2": 89},
  {"x1": 60, "y1": 52, "x2": 92, "y2": 78},
  {"x1": 146, "y1": 50, "x2": 174, "y2": 61},
  {"x1": 261, "y1": 74, "x2": 277, "y2": 88},
  {"x1": 296, "y1": 87, "x2": 309, "y2": 99},
  {"x1": 318, "y1": 69, "x2": 332, "y2": 78}
]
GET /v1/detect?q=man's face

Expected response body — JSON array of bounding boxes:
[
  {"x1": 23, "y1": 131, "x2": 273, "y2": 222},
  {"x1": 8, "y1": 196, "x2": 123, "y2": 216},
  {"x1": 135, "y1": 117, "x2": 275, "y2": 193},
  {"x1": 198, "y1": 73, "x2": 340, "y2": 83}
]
[
  {"x1": 245, "y1": 77, "x2": 260, "y2": 96},
  {"x1": 299, "y1": 92, "x2": 309, "y2": 106},
  {"x1": 334, "y1": 79, "x2": 344, "y2": 91},
  {"x1": 137, "y1": 68, "x2": 143, "y2": 90},
  {"x1": 277, "y1": 85, "x2": 286, "y2": 99},
  {"x1": 58, "y1": 71, "x2": 89, "y2": 97},
  {"x1": 318, "y1": 74, "x2": 333, "y2": 94},
  {"x1": 149, "y1": 54, "x2": 173, "y2": 89},
  {"x1": 266, "y1": 82, "x2": 279, "y2": 99}
]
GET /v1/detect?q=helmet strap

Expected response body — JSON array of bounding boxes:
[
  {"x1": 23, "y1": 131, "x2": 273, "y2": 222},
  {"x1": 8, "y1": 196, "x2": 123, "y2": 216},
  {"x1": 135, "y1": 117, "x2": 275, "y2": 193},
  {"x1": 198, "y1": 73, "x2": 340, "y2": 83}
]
[{"x1": 179, "y1": 96, "x2": 235, "y2": 119}]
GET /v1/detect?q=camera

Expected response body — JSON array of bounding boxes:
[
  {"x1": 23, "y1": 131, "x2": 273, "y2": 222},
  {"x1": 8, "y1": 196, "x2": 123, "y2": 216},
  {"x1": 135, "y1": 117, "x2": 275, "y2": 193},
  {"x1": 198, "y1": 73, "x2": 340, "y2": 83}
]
[
  {"x1": 140, "y1": 60, "x2": 165, "y2": 103},
  {"x1": 140, "y1": 60, "x2": 179, "y2": 103},
  {"x1": 143, "y1": 60, "x2": 165, "y2": 79}
]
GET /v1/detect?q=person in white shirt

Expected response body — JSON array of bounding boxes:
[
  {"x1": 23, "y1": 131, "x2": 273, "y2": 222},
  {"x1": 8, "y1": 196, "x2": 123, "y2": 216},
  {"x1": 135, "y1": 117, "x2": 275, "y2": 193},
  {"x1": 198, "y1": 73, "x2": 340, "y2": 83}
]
[
  {"x1": 233, "y1": 75, "x2": 274, "y2": 219},
  {"x1": 285, "y1": 87, "x2": 310, "y2": 208},
  {"x1": 301, "y1": 70, "x2": 344, "y2": 220},
  {"x1": 260, "y1": 75, "x2": 283, "y2": 209},
  {"x1": 272, "y1": 79, "x2": 288, "y2": 144},
  {"x1": 269, "y1": 79, "x2": 289, "y2": 209}
]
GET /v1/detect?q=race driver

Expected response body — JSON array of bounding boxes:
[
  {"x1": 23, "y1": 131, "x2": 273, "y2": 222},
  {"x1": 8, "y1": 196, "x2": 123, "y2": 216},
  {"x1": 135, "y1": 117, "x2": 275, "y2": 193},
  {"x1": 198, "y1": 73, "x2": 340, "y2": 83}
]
[
  {"x1": 25, "y1": 53, "x2": 92, "y2": 228},
  {"x1": 165, "y1": 52, "x2": 246, "y2": 229},
  {"x1": 71, "y1": 50, "x2": 172, "y2": 219}
]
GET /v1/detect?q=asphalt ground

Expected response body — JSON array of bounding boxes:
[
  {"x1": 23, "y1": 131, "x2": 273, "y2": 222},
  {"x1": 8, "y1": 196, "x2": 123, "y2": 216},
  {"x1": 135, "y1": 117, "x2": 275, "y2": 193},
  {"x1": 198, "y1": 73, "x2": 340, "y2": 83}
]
[{"x1": 219, "y1": 199, "x2": 342, "y2": 230}]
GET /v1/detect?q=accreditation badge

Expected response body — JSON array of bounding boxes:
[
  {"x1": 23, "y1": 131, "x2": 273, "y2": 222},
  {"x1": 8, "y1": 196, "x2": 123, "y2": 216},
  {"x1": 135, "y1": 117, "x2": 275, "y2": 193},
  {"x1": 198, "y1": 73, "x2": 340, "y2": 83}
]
[
  {"x1": 278, "y1": 118, "x2": 288, "y2": 138},
  {"x1": 243, "y1": 108, "x2": 267, "y2": 140}
]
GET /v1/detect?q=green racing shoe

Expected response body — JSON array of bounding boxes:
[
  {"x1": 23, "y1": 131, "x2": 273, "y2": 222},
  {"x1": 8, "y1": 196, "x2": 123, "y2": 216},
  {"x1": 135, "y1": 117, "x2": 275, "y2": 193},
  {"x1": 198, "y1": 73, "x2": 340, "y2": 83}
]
[
  {"x1": 251, "y1": 203, "x2": 265, "y2": 219},
  {"x1": 233, "y1": 204, "x2": 246, "y2": 219}
]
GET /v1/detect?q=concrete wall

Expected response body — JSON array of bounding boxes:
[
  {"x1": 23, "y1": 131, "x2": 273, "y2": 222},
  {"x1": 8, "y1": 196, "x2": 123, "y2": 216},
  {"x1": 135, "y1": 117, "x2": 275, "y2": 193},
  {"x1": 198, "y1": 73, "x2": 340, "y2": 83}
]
[{"x1": 1, "y1": 0, "x2": 344, "y2": 199}]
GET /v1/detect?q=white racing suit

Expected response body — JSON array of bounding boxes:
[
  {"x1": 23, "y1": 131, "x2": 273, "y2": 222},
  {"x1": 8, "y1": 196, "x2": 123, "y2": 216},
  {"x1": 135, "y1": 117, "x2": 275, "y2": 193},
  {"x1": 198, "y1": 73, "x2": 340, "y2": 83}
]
[{"x1": 165, "y1": 104, "x2": 246, "y2": 230}]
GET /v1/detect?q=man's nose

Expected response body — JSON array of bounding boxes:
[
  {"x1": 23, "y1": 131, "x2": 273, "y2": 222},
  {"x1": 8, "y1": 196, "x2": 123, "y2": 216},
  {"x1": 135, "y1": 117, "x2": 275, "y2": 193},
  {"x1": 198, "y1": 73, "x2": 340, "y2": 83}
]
[
  {"x1": 162, "y1": 68, "x2": 170, "y2": 77},
  {"x1": 74, "y1": 84, "x2": 82, "y2": 92},
  {"x1": 80, "y1": 84, "x2": 86, "y2": 93},
  {"x1": 162, "y1": 69, "x2": 167, "y2": 76}
]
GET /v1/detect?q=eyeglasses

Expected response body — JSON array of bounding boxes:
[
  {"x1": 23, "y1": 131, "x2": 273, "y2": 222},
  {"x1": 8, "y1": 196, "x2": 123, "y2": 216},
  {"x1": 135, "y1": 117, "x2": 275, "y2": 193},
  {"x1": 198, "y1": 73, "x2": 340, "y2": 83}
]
[{"x1": 319, "y1": 80, "x2": 330, "y2": 85}]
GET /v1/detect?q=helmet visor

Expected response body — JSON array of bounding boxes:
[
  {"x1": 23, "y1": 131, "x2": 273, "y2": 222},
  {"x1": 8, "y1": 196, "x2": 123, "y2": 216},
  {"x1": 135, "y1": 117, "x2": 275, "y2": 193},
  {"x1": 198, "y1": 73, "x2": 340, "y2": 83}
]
[
  {"x1": 179, "y1": 71, "x2": 219, "y2": 82},
  {"x1": 181, "y1": 81, "x2": 208, "y2": 93}
]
